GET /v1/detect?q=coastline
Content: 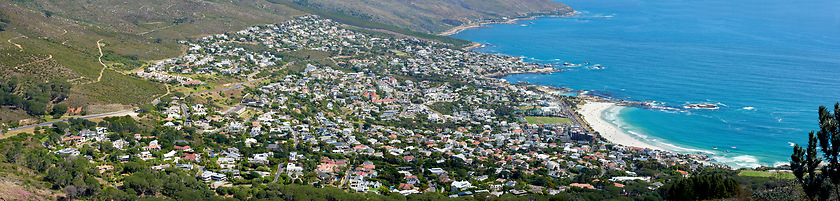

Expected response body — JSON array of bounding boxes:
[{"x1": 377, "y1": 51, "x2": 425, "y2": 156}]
[
  {"x1": 439, "y1": 24, "x2": 488, "y2": 36},
  {"x1": 483, "y1": 67, "x2": 561, "y2": 78},
  {"x1": 453, "y1": 10, "x2": 745, "y2": 169},
  {"x1": 463, "y1": 42, "x2": 485, "y2": 50},
  {"x1": 578, "y1": 101, "x2": 667, "y2": 151},
  {"x1": 439, "y1": 11, "x2": 579, "y2": 36}
]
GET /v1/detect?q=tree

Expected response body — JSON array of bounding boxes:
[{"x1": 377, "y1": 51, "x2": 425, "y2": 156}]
[
  {"x1": 52, "y1": 104, "x2": 68, "y2": 118},
  {"x1": 661, "y1": 174, "x2": 739, "y2": 200},
  {"x1": 792, "y1": 132, "x2": 830, "y2": 201},
  {"x1": 792, "y1": 103, "x2": 840, "y2": 201},
  {"x1": 24, "y1": 100, "x2": 46, "y2": 116},
  {"x1": 816, "y1": 103, "x2": 840, "y2": 200},
  {"x1": 53, "y1": 121, "x2": 69, "y2": 131},
  {"x1": 138, "y1": 104, "x2": 155, "y2": 113}
]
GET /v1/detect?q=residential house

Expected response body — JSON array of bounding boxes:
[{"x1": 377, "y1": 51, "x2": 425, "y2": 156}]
[
  {"x1": 451, "y1": 181, "x2": 471, "y2": 192},
  {"x1": 184, "y1": 153, "x2": 200, "y2": 162},
  {"x1": 202, "y1": 171, "x2": 227, "y2": 182}
]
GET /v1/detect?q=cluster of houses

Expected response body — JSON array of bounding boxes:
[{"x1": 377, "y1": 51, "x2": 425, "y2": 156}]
[{"x1": 46, "y1": 14, "x2": 723, "y2": 199}]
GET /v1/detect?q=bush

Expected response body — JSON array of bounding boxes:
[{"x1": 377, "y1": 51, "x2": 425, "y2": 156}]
[{"x1": 51, "y1": 104, "x2": 67, "y2": 118}]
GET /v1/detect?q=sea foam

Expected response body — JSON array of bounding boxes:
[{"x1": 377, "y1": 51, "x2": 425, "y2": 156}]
[{"x1": 712, "y1": 154, "x2": 761, "y2": 169}]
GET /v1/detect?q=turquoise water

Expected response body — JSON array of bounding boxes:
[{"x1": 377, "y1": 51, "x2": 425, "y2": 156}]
[
  {"x1": 559, "y1": 92, "x2": 578, "y2": 97},
  {"x1": 452, "y1": 0, "x2": 840, "y2": 168}
]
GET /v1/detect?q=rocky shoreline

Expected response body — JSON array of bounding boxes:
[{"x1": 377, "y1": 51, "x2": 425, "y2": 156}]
[
  {"x1": 439, "y1": 11, "x2": 580, "y2": 36},
  {"x1": 483, "y1": 67, "x2": 562, "y2": 78}
]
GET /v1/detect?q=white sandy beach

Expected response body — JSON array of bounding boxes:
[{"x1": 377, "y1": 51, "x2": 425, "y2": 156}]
[{"x1": 579, "y1": 101, "x2": 666, "y2": 151}]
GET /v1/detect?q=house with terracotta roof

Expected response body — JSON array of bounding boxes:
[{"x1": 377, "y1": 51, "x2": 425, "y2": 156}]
[
  {"x1": 570, "y1": 183, "x2": 595, "y2": 190},
  {"x1": 402, "y1": 155, "x2": 415, "y2": 162},
  {"x1": 62, "y1": 136, "x2": 86, "y2": 144},
  {"x1": 174, "y1": 145, "x2": 192, "y2": 151},
  {"x1": 143, "y1": 140, "x2": 161, "y2": 151},
  {"x1": 398, "y1": 183, "x2": 414, "y2": 190},
  {"x1": 184, "y1": 153, "x2": 200, "y2": 162}
]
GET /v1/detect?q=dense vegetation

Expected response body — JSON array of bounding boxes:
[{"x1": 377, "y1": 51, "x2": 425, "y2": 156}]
[
  {"x1": 791, "y1": 102, "x2": 840, "y2": 201},
  {"x1": 0, "y1": 13, "x2": 9, "y2": 31},
  {"x1": 660, "y1": 174, "x2": 740, "y2": 200},
  {"x1": 0, "y1": 78, "x2": 71, "y2": 116}
]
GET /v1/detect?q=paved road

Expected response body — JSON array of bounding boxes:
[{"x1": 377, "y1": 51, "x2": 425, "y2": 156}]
[
  {"x1": 180, "y1": 104, "x2": 190, "y2": 118},
  {"x1": 273, "y1": 163, "x2": 285, "y2": 183},
  {"x1": 223, "y1": 104, "x2": 246, "y2": 115},
  {"x1": 560, "y1": 101, "x2": 586, "y2": 132},
  {"x1": 338, "y1": 155, "x2": 357, "y2": 188},
  {"x1": 4, "y1": 109, "x2": 136, "y2": 133}
]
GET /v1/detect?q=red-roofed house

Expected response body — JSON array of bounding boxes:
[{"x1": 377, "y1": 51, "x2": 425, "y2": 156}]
[
  {"x1": 184, "y1": 153, "x2": 200, "y2": 162},
  {"x1": 62, "y1": 136, "x2": 86, "y2": 144},
  {"x1": 372, "y1": 99, "x2": 396, "y2": 103},
  {"x1": 143, "y1": 144, "x2": 160, "y2": 151},
  {"x1": 174, "y1": 145, "x2": 192, "y2": 151},
  {"x1": 398, "y1": 183, "x2": 414, "y2": 190},
  {"x1": 570, "y1": 183, "x2": 595, "y2": 189},
  {"x1": 403, "y1": 155, "x2": 415, "y2": 162}
]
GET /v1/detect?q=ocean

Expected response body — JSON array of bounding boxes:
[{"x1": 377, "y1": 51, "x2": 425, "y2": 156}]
[{"x1": 452, "y1": 0, "x2": 840, "y2": 168}]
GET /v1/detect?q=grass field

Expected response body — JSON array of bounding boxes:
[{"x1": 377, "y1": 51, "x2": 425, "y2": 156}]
[
  {"x1": 389, "y1": 50, "x2": 407, "y2": 56},
  {"x1": 738, "y1": 170, "x2": 795, "y2": 179},
  {"x1": 429, "y1": 102, "x2": 458, "y2": 116},
  {"x1": 72, "y1": 70, "x2": 167, "y2": 106},
  {"x1": 518, "y1": 106, "x2": 542, "y2": 110},
  {"x1": 524, "y1": 116, "x2": 572, "y2": 125}
]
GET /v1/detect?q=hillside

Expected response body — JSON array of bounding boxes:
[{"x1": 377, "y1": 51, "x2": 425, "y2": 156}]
[
  {"x1": 0, "y1": 0, "x2": 572, "y2": 127},
  {"x1": 277, "y1": 0, "x2": 575, "y2": 33},
  {"x1": 0, "y1": 0, "x2": 306, "y2": 125}
]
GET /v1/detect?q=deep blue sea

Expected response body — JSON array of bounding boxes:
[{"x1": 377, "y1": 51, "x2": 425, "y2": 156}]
[{"x1": 452, "y1": 0, "x2": 840, "y2": 168}]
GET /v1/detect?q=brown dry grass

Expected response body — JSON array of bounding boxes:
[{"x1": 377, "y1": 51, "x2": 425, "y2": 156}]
[{"x1": 85, "y1": 103, "x2": 131, "y2": 114}]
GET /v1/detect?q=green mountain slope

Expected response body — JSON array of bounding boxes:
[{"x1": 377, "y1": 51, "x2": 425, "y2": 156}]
[{"x1": 0, "y1": 0, "x2": 307, "y2": 124}]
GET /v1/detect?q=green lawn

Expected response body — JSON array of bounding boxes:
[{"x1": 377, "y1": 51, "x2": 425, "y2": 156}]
[
  {"x1": 389, "y1": 50, "x2": 407, "y2": 56},
  {"x1": 429, "y1": 102, "x2": 457, "y2": 116},
  {"x1": 738, "y1": 170, "x2": 795, "y2": 179},
  {"x1": 524, "y1": 116, "x2": 572, "y2": 125},
  {"x1": 517, "y1": 106, "x2": 542, "y2": 111}
]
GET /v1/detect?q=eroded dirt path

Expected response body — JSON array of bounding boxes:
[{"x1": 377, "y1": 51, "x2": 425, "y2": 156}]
[{"x1": 7, "y1": 35, "x2": 26, "y2": 50}]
